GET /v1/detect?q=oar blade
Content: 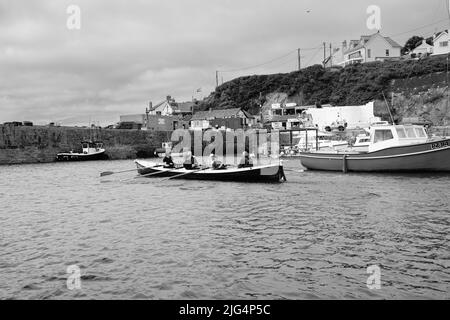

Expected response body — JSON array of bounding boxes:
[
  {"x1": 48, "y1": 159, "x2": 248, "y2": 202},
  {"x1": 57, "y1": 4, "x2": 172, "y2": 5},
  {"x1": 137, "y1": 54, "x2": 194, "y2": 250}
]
[{"x1": 100, "y1": 171, "x2": 114, "y2": 177}]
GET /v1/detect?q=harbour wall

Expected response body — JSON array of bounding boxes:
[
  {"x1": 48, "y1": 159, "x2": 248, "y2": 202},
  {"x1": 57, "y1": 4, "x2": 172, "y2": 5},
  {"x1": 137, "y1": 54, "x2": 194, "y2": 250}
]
[{"x1": 0, "y1": 125, "x2": 171, "y2": 165}]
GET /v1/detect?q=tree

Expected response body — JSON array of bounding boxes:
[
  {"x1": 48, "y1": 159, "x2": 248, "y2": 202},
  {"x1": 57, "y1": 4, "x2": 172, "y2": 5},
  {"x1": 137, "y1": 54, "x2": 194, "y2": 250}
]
[{"x1": 402, "y1": 36, "x2": 424, "y2": 55}]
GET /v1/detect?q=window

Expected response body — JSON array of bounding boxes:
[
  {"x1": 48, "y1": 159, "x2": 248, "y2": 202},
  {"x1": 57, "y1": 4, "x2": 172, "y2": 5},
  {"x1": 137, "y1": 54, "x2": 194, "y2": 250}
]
[
  {"x1": 415, "y1": 127, "x2": 427, "y2": 138},
  {"x1": 440, "y1": 41, "x2": 448, "y2": 47},
  {"x1": 374, "y1": 129, "x2": 394, "y2": 143},
  {"x1": 385, "y1": 49, "x2": 390, "y2": 56},
  {"x1": 367, "y1": 49, "x2": 371, "y2": 58},
  {"x1": 405, "y1": 127, "x2": 416, "y2": 138},
  {"x1": 396, "y1": 127, "x2": 407, "y2": 138}
]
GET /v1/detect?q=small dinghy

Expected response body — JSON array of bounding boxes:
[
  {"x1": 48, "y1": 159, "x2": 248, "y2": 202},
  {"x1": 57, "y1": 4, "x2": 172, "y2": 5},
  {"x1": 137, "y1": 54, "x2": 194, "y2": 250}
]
[{"x1": 135, "y1": 159, "x2": 286, "y2": 183}]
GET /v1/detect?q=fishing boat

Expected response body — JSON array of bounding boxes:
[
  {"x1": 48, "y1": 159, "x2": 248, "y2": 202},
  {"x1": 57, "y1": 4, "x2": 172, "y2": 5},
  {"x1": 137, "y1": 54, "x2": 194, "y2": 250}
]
[
  {"x1": 299, "y1": 124, "x2": 450, "y2": 172},
  {"x1": 56, "y1": 140, "x2": 108, "y2": 161},
  {"x1": 134, "y1": 159, "x2": 286, "y2": 183}
]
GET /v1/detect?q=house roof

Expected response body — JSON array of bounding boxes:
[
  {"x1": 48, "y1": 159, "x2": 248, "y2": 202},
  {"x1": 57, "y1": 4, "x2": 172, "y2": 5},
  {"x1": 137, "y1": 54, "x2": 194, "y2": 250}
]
[
  {"x1": 191, "y1": 108, "x2": 248, "y2": 120},
  {"x1": 384, "y1": 37, "x2": 402, "y2": 48},
  {"x1": 150, "y1": 100, "x2": 168, "y2": 111},
  {"x1": 434, "y1": 29, "x2": 449, "y2": 42}
]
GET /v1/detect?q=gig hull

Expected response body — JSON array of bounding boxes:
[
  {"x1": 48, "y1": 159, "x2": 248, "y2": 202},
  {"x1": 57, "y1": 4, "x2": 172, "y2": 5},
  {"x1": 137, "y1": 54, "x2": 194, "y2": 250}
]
[
  {"x1": 135, "y1": 160, "x2": 286, "y2": 183},
  {"x1": 299, "y1": 139, "x2": 450, "y2": 172}
]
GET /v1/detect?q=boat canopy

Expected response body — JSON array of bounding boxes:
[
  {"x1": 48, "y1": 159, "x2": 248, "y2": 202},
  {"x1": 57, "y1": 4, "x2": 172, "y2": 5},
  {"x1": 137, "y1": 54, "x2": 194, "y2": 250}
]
[
  {"x1": 82, "y1": 140, "x2": 104, "y2": 153},
  {"x1": 368, "y1": 125, "x2": 428, "y2": 152}
]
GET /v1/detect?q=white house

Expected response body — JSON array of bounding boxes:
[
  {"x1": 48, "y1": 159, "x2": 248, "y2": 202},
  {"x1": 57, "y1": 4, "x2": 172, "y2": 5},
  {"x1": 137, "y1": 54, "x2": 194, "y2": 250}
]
[
  {"x1": 432, "y1": 30, "x2": 450, "y2": 56},
  {"x1": 410, "y1": 39, "x2": 433, "y2": 57},
  {"x1": 338, "y1": 32, "x2": 402, "y2": 66},
  {"x1": 149, "y1": 96, "x2": 176, "y2": 116}
]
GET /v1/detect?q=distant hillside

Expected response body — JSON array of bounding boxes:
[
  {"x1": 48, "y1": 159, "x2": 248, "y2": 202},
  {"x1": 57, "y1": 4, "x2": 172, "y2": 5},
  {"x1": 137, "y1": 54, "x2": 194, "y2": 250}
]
[{"x1": 199, "y1": 55, "x2": 450, "y2": 125}]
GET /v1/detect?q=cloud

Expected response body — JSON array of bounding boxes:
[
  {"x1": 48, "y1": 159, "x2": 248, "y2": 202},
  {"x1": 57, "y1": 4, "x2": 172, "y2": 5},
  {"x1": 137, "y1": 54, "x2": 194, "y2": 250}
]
[{"x1": 0, "y1": 0, "x2": 447, "y2": 124}]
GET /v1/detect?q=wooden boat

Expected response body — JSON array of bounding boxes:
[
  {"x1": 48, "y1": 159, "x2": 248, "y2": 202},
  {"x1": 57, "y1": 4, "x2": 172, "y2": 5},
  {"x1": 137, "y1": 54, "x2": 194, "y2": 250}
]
[
  {"x1": 135, "y1": 159, "x2": 286, "y2": 183},
  {"x1": 299, "y1": 124, "x2": 450, "y2": 172},
  {"x1": 56, "y1": 140, "x2": 108, "y2": 161}
]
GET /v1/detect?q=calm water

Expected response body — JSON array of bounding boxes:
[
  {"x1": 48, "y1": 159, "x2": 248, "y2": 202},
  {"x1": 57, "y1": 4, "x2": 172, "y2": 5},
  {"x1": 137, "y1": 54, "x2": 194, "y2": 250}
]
[{"x1": 0, "y1": 159, "x2": 449, "y2": 300}]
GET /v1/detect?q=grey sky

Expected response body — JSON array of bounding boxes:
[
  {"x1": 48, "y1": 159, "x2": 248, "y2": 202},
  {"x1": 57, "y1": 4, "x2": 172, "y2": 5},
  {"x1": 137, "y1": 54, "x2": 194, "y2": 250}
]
[{"x1": 0, "y1": 0, "x2": 449, "y2": 125}]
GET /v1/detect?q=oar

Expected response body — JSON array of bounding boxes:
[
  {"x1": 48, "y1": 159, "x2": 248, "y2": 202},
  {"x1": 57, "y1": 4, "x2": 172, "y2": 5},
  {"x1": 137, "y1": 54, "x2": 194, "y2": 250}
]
[
  {"x1": 283, "y1": 168, "x2": 305, "y2": 173},
  {"x1": 136, "y1": 168, "x2": 177, "y2": 178},
  {"x1": 160, "y1": 167, "x2": 210, "y2": 182},
  {"x1": 100, "y1": 165, "x2": 161, "y2": 177}
]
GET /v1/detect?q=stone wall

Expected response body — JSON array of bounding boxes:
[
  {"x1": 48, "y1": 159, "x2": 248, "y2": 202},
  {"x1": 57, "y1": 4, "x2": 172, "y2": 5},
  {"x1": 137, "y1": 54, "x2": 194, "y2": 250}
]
[{"x1": 0, "y1": 125, "x2": 171, "y2": 165}]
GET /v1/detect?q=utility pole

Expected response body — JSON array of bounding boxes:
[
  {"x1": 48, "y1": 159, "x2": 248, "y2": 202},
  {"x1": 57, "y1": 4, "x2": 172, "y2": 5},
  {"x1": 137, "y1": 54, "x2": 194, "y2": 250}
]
[
  {"x1": 323, "y1": 42, "x2": 326, "y2": 67},
  {"x1": 297, "y1": 48, "x2": 301, "y2": 71},
  {"x1": 329, "y1": 43, "x2": 333, "y2": 67},
  {"x1": 216, "y1": 71, "x2": 219, "y2": 88}
]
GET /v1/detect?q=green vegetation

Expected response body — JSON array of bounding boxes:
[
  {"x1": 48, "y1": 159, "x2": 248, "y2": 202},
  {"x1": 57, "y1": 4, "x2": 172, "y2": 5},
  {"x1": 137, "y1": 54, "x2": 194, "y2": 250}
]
[{"x1": 199, "y1": 55, "x2": 448, "y2": 115}]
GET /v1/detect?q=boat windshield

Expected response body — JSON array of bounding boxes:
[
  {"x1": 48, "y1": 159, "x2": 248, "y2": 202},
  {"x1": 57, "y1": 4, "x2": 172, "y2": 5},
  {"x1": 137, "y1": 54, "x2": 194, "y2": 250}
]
[
  {"x1": 396, "y1": 127, "x2": 427, "y2": 139},
  {"x1": 374, "y1": 129, "x2": 394, "y2": 143}
]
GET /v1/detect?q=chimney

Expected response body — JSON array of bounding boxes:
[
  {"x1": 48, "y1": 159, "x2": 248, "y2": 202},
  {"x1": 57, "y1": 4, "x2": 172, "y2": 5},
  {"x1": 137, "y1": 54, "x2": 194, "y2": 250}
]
[{"x1": 342, "y1": 40, "x2": 347, "y2": 51}]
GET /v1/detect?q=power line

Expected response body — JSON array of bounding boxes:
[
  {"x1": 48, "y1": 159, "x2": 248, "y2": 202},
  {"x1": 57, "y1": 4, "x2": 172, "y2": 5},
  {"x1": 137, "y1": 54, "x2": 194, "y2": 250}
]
[
  {"x1": 219, "y1": 50, "x2": 297, "y2": 73},
  {"x1": 218, "y1": 45, "x2": 322, "y2": 73}
]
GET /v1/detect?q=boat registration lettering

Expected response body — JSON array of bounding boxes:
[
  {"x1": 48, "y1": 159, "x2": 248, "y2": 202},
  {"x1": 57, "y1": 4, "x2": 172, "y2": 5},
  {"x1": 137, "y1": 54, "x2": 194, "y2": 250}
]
[{"x1": 431, "y1": 141, "x2": 449, "y2": 150}]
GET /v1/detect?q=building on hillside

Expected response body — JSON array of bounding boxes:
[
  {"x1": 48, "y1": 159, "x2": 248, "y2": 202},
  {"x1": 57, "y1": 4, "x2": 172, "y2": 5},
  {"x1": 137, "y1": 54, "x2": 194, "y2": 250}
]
[
  {"x1": 305, "y1": 101, "x2": 378, "y2": 130},
  {"x1": 173, "y1": 101, "x2": 196, "y2": 116},
  {"x1": 266, "y1": 103, "x2": 332, "y2": 118},
  {"x1": 409, "y1": 39, "x2": 434, "y2": 58},
  {"x1": 148, "y1": 96, "x2": 196, "y2": 117},
  {"x1": 432, "y1": 30, "x2": 450, "y2": 56},
  {"x1": 119, "y1": 96, "x2": 195, "y2": 131},
  {"x1": 337, "y1": 31, "x2": 402, "y2": 66},
  {"x1": 146, "y1": 115, "x2": 189, "y2": 131},
  {"x1": 190, "y1": 108, "x2": 256, "y2": 130}
]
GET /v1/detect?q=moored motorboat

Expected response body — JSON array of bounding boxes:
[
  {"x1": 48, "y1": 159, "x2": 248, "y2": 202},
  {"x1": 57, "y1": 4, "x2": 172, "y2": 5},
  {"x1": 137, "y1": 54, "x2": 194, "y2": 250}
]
[
  {"x1": 135, "y1": 159, "x2": 286, "y2": 183},
  {"x1": 299, "y1": 124, "x2": 450, "y2": 172},
  {"x1": 56, "y1": 140, "x2": 108, "y2": 161}
]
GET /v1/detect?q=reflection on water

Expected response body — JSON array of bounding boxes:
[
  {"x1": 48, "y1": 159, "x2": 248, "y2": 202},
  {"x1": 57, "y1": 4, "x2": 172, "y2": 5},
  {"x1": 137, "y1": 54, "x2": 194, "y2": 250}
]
[{"x1": 0, "y1": 159, "x2": 449, "y2": 299}]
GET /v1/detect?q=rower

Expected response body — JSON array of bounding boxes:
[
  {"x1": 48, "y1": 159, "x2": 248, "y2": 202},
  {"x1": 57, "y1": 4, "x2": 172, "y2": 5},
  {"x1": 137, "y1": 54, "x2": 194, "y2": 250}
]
[
  {"x1": 210, "y1": 153, "x2": 226, "y2": 170},
  {"x1": 162, "y1": 149, "x2": 175, "y2": 168},
  {"x1": 238, "y1": 151, "x2": 253, "y2": 168},
  {"x1": 183, "y1": 150, "x2": 199, "y2": 170}
]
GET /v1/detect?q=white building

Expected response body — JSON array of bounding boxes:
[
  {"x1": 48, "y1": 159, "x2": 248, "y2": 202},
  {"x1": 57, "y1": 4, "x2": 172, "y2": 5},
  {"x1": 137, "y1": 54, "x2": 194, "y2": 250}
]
[
  {"x1": 338, "y1": 32, "x2": 402, "y2": 66},
  {"x1": 305, "y1": 101, "x2": 379, "y2": 130},
  {"x1": 410, "y1": 39, "x2": 433, "y2": 57},
  {"x1": 432, "y1": 30, "x2": 450, "y2": 56}
]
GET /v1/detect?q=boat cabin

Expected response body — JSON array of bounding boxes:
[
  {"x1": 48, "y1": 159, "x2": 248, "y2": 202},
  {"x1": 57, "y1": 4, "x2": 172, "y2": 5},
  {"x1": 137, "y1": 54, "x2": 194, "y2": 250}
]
[
  {"x1": 368, "y1": 125, "x2": 428, "y2": 152},
  {"x1": 82, "y1": 141, "x2": 104, "y2": 154}
]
